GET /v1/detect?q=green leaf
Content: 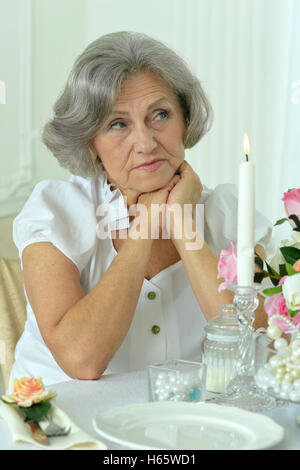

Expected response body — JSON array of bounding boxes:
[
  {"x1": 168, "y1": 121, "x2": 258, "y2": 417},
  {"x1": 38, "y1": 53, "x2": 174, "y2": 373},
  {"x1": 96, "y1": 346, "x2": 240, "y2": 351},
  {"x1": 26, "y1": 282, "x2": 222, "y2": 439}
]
[
  {"x1": 0, "y1": 398, "x2": 16, "y2": 405},
  {"x1": 280, "y1": 246, "x2": 300, "y2": 265},
  {"x1": 289, "y1": 215, "x2": 300, "y2": 232},
  {"x1": 286, "y1": 263, "x2": 297, "y2": 275},
  {"x1": 265, "y1": 262, "x2": 280, "y2": 286},
  {"x1": 288, "y1": 309, "x2": 300, "y2": 318},
  {"x1": 254, "y1": 272, "x2": 265, "y2": 283},
  {"x1": 279, "y1": 264, "x2": 288, "y2": 276},
  {"x1": 254, "y1": 256, "x2": 264, "y2": 271},
  {"x1": 20, "y1": 401, "x2": 51, "y2": 423},
  {"x1": 274, "y1": 217, "x2": 288, "y2": 226},
  {"x1": 289, "y1": 213, "x2": 300, "y2": 225},
  {"x1": 263, "y1": 286, "x2": 282, "y2": 296}
]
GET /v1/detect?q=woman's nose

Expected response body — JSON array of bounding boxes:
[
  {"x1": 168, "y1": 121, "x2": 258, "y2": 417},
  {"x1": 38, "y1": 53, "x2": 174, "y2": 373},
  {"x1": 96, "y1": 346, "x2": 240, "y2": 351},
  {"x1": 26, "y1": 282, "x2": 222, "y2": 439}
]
[{"x1": 132, "y1": 124, "x2": 157, "y2": 154}]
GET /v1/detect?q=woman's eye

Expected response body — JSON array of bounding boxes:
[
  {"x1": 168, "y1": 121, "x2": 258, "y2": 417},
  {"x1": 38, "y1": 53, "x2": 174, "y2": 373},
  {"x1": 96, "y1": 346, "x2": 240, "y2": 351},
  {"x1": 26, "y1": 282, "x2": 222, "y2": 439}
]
[
  {"x1": 108, "y1": 121, "x2": 125, "y2": 130},
  {"x1": 154, "y1": 109, "x2": 170, "y2": 121}
]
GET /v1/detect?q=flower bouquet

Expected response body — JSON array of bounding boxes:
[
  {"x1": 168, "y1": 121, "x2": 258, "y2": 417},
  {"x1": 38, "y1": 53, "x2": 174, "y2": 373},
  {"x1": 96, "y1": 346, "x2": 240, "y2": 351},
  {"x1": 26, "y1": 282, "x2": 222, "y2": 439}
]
[
  {"x1": 217, "y1": 188, "x2": 300, "y2": 402},
  {"x1": 218, "y1": 188, "x2": 300, "y2": 328},
  {"x1": 1, "y1": 377, "x2": 57, "y2": 444}
]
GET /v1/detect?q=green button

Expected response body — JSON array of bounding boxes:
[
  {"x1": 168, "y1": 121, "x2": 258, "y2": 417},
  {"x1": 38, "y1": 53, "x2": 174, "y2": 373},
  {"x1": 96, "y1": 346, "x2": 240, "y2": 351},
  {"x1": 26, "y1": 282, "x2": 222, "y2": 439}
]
[
  {"x1": 151, "y1": 325, "x2": 160, "y2": 335},
  {"x1": 147, "y1": 291, "x2": 156, "y2": 300}
]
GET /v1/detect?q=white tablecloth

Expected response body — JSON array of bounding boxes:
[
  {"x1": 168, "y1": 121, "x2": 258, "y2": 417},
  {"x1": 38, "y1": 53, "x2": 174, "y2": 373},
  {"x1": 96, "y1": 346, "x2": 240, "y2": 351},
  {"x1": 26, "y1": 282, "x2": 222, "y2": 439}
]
[{"x1": 0, "y1": 369, "x2": 299, "y2": 450}]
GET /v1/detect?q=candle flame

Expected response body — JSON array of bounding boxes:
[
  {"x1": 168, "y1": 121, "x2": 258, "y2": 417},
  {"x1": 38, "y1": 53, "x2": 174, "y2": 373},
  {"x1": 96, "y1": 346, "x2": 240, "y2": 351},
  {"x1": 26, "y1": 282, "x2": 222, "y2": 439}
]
[{"x1": 243, "y1": 133, "x2": 250, "y2": 156}]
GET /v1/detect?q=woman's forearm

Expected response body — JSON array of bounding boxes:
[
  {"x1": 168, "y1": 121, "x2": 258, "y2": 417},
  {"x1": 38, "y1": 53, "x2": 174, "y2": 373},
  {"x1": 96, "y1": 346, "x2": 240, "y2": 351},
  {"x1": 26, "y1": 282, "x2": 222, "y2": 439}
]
[{"x1": 51, "y1": 236, "x2": 153, "y2": 379}]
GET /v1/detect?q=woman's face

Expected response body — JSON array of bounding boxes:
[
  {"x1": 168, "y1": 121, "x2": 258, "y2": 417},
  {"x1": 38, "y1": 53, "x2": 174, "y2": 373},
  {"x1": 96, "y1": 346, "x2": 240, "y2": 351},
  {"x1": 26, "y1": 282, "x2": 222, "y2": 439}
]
[{"x1": 91, "y1": 71, "x2": 186, "y2": 199}]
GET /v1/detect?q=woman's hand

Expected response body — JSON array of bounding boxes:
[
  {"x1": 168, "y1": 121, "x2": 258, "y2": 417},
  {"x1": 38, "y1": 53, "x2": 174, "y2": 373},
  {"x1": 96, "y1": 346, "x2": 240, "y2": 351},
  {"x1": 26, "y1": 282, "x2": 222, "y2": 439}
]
[
  {"x1": 129, "y1": 174, "x2": 180, "y2": 239},
  {"x1": 128, "y1": 161, "x2": 202, "y2": 241},
  {"x1": 167, "y1": 161, "x2": 203, "y2": 208},
  {"x1": 165, "y1": 161, "x2": 203, "y2": 240}
]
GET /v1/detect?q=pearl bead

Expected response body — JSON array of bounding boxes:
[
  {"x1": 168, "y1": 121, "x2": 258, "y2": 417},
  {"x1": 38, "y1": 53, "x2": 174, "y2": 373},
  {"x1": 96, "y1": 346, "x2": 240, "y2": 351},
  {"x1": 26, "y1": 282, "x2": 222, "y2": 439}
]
[
  {"x1": 291, "y1": 369, "x2": 300, "y2": 379},
  {"x1": 278, "y1": 346, "x2": 292, "y2": 358},
  {"x1": 281, "y1": 382, "x2": 292, "y2": 393},
  {"x1": 283, "y1": 373, "x2": 293, "y2": 383},
  {"x1": 158, "y1": 392, "x2": 168, "y2": 401},
  {"x1": 293, "y1": 379, "x2": 300, "y2": 390},
  {"x1": 270, "y1": 377, "x2": 280, "y2": 389},
  {"x1": 273, "y1": 385, "x2": 281, "y2": 394},
  {"x1": 157, "y1": 372, "x2": 166, "y2": 381},
  {"x1": 276, "y1": 365, "x2": 285, "y2": 375},
  {"x1": 280, "y1": 390, "x2": 290, "y2": 400},
  {"x1": 291, "y1": 350, "x2": 300, "y2": 364},
  {"x1": 269, "y1": 354, "x2": 284, "y2": 368},
  {"x1": 267, "y1": 324, "x2": 282, "y2": 339},
  {"x1": 289, "y1": 391, "x2": 300, "y2": 402},
  {"x1": 274, "y1": 338, "x2": 288, "y2": 351}
]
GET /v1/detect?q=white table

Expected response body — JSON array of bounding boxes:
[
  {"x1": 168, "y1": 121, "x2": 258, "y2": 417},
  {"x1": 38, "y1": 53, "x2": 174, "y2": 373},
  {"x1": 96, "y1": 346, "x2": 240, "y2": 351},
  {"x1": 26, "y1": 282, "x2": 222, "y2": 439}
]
[{"x1": 0, "y1": 369, "x2": 300, "y2": 450}]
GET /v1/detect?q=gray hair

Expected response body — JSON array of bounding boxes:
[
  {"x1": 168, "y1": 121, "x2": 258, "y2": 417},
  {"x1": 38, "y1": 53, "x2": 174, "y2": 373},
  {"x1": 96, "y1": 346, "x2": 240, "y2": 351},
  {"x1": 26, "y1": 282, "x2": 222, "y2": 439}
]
[{"x1": 42, "y1": 31, "x2": 213, "y2": 177}]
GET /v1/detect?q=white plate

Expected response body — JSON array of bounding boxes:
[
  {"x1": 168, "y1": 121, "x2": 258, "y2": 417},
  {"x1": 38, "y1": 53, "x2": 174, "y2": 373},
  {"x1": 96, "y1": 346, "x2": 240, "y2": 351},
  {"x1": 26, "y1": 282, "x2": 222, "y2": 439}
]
[{"x1": 93, "y1": 401, "x2": 284, "y2": 450}]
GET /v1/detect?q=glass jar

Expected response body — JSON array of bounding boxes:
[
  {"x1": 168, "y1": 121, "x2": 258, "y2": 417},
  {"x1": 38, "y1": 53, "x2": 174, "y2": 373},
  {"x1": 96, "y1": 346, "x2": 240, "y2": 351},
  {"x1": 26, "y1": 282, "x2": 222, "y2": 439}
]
[{"x1": 202, "y1": 304, "x2": 241, "y2": 393}]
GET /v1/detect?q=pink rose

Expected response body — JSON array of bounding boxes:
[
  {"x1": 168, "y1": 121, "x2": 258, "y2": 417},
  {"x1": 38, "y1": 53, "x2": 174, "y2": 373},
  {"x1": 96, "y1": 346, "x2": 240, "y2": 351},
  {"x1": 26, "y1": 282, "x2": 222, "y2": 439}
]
[
  {"x1": 282, "y1": 188, "x2": 300, "y2": 229},
  {"x1": 1, "y1": 376, "x2": 56, "y2": 407},
  {"x1": 264, "y1": 293, "x2": 300, "y2": 332},
  {"x1": 264, "y1": 275, "x2": 300, "y2": 332},
  {"x1": 217, "y1": 241, "x2": 237, "y2": 292}
]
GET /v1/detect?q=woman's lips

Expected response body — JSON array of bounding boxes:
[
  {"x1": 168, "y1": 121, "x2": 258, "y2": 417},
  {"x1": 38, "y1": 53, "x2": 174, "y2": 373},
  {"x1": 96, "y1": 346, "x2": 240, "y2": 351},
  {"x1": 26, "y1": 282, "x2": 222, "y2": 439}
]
[{"x1": 134, "y1": 159, "x2": 165, "y2": 172}]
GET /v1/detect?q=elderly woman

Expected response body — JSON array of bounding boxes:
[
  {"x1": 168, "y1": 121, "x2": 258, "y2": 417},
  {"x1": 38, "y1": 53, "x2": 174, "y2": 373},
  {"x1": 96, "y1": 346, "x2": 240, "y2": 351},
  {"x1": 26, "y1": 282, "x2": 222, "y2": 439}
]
[{"x1": 8, "y1": 31, "x2": 272, "y2": 390}]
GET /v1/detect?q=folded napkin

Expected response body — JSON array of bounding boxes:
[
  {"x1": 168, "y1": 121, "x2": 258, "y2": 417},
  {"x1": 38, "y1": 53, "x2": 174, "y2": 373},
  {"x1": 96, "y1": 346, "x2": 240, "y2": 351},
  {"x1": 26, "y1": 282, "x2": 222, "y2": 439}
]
[{"x1": 0, "y1": 403, "x2": 107, "y2": 450}]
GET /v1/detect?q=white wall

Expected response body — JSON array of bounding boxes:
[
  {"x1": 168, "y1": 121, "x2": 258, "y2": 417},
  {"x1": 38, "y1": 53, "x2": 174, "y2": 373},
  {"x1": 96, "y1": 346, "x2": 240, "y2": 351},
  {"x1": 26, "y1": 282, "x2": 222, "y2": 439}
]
[
  {"x1": 0, "y1": 0, "x2": 298, "y2": 230},
  {"x1": 0, "y1": 0, "x2": 85, "y2": 216}
]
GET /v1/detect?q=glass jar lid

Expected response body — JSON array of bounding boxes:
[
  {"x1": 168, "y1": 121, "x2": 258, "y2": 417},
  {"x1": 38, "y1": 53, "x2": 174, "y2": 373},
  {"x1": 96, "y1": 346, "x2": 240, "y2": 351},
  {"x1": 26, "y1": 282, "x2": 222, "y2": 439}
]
[{"x1": 205, "y1": 304, "x2": 240, "y2": 342}]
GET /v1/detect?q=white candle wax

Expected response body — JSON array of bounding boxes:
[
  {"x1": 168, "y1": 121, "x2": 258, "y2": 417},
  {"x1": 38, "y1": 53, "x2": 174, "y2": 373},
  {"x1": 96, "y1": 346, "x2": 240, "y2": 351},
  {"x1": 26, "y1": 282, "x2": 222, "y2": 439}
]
[{"x1": 237, "y1": 158, "x2": 255, "y2": 286}]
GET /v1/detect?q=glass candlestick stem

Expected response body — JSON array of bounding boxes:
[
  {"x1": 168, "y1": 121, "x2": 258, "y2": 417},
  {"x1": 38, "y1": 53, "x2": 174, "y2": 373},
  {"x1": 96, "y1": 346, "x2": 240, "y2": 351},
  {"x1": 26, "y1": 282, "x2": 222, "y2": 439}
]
[{"x1": 210, "y1": 284, "x2": 277, "y2": 412}]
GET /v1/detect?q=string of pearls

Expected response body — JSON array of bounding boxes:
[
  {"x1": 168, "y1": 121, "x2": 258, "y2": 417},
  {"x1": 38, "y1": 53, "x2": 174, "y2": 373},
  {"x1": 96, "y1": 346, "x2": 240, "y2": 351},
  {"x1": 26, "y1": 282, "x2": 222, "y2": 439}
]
[
  {"x1": 255, "y1": 314, "x2": 300, "y2": 402},
  {"x1": 152, "y1": 371, "x2": 201, "y2": 402}
]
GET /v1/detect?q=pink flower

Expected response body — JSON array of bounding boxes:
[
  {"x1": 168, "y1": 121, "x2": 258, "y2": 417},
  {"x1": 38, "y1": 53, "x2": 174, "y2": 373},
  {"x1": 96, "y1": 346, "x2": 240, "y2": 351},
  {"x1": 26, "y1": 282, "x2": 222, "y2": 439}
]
[
  {"x1": 282, "y1": 188, "x2": 300, "y2": 229},
  {"x1": 278, "y1": 275, "x2": 288, "y2": 286},
  {"x1": 1, "y1": 377, "x2": 56, "y2": 407},
  {"x1": 217, "y1": 241, "x2": 237, "y2": 292},
  {"x1": 264, "y1": 293, "x2": 300, "y2": 332},
  {"x1": 264, "y1": 276, "x2": 300, "y2": 332}
]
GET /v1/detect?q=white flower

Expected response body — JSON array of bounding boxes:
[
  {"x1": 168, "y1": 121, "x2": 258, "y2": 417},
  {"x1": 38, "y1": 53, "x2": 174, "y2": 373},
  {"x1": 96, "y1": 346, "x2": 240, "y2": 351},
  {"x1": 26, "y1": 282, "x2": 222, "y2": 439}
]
[{"x1": 282, "y1": 273, "x2": 300, "y2": 311}]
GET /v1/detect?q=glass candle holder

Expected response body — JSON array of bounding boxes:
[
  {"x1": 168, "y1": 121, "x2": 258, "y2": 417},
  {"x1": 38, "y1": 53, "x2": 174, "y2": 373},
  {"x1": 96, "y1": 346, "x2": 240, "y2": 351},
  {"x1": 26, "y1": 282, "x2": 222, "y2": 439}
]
[
  {"x1": 147, "y1": 359, "x2": 207, "y2": 403},
  {"x1": 210, "y1": 284, "x2": 277, "y2": 411},
  {"x1": 202, "y1": 304, "x2": 240, "y2": 393}
]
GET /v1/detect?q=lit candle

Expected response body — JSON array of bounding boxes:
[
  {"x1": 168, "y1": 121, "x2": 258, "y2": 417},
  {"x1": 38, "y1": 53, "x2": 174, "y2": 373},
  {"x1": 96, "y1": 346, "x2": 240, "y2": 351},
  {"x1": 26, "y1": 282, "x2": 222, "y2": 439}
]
[{"x1": 237, "y1": 133, "x2": 255, "y2": 286}]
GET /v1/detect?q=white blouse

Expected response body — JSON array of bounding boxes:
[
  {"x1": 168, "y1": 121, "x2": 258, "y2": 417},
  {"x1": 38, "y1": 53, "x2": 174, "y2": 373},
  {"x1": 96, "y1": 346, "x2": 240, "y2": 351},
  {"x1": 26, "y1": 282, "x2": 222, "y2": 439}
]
[{"x1": 8, "y1": 173, "x2": 273, "y2": 392}]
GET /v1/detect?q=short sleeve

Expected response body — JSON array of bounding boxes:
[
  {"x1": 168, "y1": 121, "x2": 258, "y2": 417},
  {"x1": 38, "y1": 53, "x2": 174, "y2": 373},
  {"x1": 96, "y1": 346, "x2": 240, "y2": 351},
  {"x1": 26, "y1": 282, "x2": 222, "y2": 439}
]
[
  {"x1": 203, "y1": 183, "x2": 274, "y2": 257},
  {"x1": 13, "y1": 179, "x2": 97, "y2": 274}
]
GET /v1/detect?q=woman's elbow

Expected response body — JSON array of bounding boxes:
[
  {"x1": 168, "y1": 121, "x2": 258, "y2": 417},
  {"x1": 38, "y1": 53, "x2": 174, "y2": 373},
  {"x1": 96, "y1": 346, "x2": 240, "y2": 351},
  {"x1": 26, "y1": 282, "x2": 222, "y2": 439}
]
[
  {"x1": 47, "y1": 337, "x2": 108, "y2": 381},
  {"x1": 64, "y1": 353, "x2": 109, "y2": 380}
]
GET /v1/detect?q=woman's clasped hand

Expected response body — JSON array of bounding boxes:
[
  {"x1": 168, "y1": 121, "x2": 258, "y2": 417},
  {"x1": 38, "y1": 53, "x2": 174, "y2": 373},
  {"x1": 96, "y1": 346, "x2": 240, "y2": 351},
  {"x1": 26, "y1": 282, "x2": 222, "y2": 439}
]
[{"x1": 130, "y1": 161, "x2": 203, "y2": 242}]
